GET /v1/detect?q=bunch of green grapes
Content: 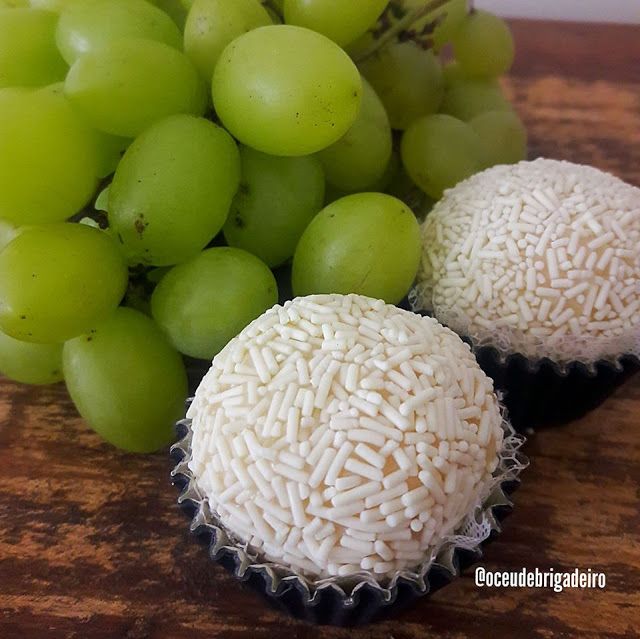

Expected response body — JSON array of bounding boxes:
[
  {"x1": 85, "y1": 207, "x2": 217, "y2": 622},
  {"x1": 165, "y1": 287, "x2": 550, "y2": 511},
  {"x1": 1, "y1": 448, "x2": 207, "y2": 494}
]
[{"x1": 0, "y1": 0, "x2": 525, "y2": 453}]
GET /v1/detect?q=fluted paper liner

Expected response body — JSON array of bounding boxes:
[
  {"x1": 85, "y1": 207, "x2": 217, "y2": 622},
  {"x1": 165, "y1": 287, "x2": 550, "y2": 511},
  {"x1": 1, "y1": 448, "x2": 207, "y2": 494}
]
[{"x1": 170, "y1": 399, "x2": 527, "y2": 626}]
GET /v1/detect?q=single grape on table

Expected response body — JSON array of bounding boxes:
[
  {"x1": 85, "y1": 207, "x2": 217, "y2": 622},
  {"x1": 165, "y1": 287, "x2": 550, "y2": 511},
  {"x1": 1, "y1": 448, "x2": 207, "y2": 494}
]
[{"x1": 0, "y1": 0, "x2": 527, "y2": 453}]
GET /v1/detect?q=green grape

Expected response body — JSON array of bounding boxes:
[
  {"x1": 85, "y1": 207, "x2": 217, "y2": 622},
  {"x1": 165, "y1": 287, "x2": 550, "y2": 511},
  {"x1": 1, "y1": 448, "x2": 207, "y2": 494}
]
[
  {"x1": 37, "y1": 81, "x2": 130, "y2": 179},
  {"x1": 150, "y1": 0, "x2": 193, "y2": 28},
  {"x1": 0, "y1": 0, "x2": 28, "y2": 7},
  {"x1": 213, "y1": 25, "x2": 362, "y2": 156},
  {"x1": 224, "y1": 146, "x2": 324, "y2": 268},
  {"x1": 359, "y1": 41, "x2": 443, "y2": 131},
  {"x1": 440, "y1": 78, "x2": 511, "y2": 120},
  {"x1": 403, "y1": 0, "x2": 467, "y2": 51},
  {"x1": 151, "y1": 247, "x2": 278, "y2": 360},
  {"x1": 0, "y1": 219, "x2": 19, "y2": 252},
  {"x1": 401, "y1": 113, "x2": 483, "y2": 200},
  {"x1": 292, "y1": 193, "x2": 421, "y2": 304},
  {"x1": 184, "y1": 0, "x2": 272, "y2": 83},
  {"x1": 94, "y1": 133, "x2": 130, "y2": 178},
  {"x1": 0, "y1": 9, "x2": 67, "y2": 87},
  {"x1": 442, "y1": 61, "x2": 467, "y2": 87},
  {"x1": 0, "y1": 224, "x2": 128, "y2": 343},
  {"x1": 452, "y1": 10, "x2": 514, "y2": 78},
  {"x1": 65, "y1": 38, "x2": 206, "y2": 138},
  {"x1": 109, "y1": 114, "x2": 240, "y2": 267},
  {"x1": 0, "y1": 88, "x2": 100, "y2": 224},
  {"x1": 318, "y1": 77, "x2": 392, "y2": 193},
  {"x1": 284, "y1": 0, "x2": 387, "y2": 48},
  {"x1": 0, "y1": 330, "x2": 63, "y2": 385},
  {"x1": 469, "y1": 110, "x2": 527, "y2": 167},
  {"x1": 56, "y1": 0, "x2": 182, "y2": 65},
  {"x1": 63, "y1": 307, "x2": 188, "y2": 453}
]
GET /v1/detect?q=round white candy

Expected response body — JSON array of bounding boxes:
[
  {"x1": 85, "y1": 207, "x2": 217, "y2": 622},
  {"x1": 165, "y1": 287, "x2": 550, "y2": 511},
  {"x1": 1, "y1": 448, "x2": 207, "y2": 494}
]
[
  {"x1": 188, "y1": 294, "x2": 504, "y2": 580},
  {"x1": 413, "y1": 159, "x2": 640, "y2": 363}
]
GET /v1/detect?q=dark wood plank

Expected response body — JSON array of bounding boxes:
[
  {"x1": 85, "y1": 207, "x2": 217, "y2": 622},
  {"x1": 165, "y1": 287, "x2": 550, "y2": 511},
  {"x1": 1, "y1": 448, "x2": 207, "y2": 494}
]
[{"x1": 1, "y1": 18, "x2": 640, "y2": 639}]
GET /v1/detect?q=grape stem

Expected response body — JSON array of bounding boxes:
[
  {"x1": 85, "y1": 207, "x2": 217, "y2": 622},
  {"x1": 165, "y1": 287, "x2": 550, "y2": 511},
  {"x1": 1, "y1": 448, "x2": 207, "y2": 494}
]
[{"x1": 354, "y1": 0, "x2": 454, "y2": 63}]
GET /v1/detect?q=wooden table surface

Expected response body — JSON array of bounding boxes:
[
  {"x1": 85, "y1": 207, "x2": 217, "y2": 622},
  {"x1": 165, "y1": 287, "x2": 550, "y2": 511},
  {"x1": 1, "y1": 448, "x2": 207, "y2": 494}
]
[{"x1": 1, "y1": 19, "x2": 640, "y2": 639}]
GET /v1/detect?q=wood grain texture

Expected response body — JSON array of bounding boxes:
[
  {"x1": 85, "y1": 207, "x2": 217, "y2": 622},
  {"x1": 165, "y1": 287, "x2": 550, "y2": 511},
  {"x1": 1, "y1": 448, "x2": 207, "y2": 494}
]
[{"x1": 1, "y1": 19, "x2": 640, "y2": 639}]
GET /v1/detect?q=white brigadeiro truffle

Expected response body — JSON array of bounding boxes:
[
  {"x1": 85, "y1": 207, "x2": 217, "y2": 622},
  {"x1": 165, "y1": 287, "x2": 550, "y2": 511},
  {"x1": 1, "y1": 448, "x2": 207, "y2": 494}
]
[
  {"x1": 412, "y1": 159, "x2": 640, "y2": 363},
  {"x1": 187, "y1": 294, "x2": 504, "y2": 581}
]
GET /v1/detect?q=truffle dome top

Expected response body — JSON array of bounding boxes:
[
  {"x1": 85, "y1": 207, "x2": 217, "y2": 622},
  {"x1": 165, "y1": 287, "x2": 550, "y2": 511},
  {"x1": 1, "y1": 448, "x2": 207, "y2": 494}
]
[
  {"x1": 187, "y1": 294, "x2": 505, "y2": 580},
  {"x1": 412, "y1": 159, "x2": 640, "y2": 363}
]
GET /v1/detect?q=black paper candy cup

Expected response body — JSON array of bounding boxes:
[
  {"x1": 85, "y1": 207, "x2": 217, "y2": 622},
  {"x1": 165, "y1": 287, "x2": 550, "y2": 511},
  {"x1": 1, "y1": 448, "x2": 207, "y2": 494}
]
[
  {"x1": 473, "y1": 348, "x2": 640, "y2": 432},
  {"x1": 170, "y1": 404, "x2": 527, "y2": 627}
]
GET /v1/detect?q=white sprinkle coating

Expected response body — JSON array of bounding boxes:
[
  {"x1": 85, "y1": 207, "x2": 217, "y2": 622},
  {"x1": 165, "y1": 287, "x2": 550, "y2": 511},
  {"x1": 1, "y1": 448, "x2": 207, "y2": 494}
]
[
  {"x1": 188, "y1": 295, "x2": 504, "y2": 580},
  {"x1": 412, "y1": 160, "x2": 640, "y2": 364}
]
